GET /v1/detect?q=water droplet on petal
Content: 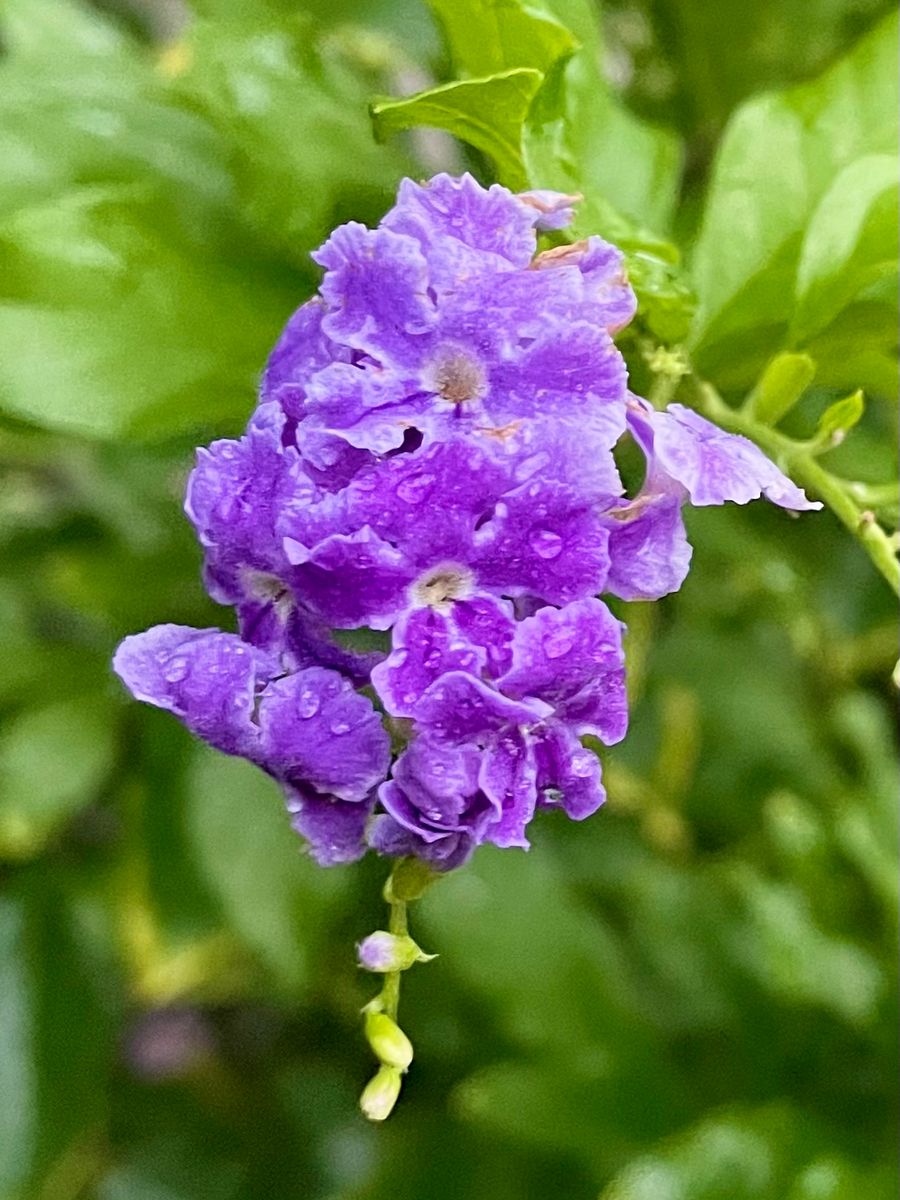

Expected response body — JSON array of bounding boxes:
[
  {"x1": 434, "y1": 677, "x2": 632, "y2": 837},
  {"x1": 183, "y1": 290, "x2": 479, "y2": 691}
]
[
  {"x1": 543, "y1": 630, "x2": 575, "y2": 659},
  {"x1": 570, "y1": 751, "x2": 594, "y2": 778},
  {"x1": 529, "y1": 528, "x2": 563, "y2": 560},
  {"x1": 162, "y1": 656, "x2": 189, "y2": 683},
  {"x1": 330, "y1": 721, "x2": 351, "y2": 735},
  {"x1": 396, "y1": 473, "x2": 436, "y2": 504},
  {"x1": 297, "y1": 690, "x2": 320, "y2": 718}
]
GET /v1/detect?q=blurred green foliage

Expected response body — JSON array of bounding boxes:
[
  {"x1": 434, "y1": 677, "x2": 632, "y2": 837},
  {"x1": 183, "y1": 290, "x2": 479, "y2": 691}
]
[{"x1": 0, "y1": 0, "x2": 897, "y2": 1197}]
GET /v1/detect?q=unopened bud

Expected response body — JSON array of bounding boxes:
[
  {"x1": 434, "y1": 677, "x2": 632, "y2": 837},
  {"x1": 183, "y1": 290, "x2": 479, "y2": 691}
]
[
  {"x1": 357, "y1": 931, "x2": 434, "y2": 973},
  {"x1": 365, "y1": 1010, "x2": 413, "y2": 1071},
  {"x1": 359, "y1": 1065, "x2": 402, "y2": 1121}
]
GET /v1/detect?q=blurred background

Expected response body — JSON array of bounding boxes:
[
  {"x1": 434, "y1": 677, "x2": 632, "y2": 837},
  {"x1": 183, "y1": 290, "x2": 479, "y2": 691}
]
[{"x1": 0, "y1": 0, "x2": 897, "y2": 1197}]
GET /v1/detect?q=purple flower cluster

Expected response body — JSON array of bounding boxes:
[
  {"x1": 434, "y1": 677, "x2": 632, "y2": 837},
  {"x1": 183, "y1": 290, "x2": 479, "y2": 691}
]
[{"x1": 114, "y1": 174, "x2": 819, "y2": 870}]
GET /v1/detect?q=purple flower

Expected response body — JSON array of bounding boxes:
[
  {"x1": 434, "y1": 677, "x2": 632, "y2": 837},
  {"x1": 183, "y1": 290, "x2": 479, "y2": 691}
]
[
  {"x1": 113, "y1": 626, "x2": 390, "y2": 864},
  {"x1": 627, "y1": 397, "x2": 821, "y2": 510},
  {"x1": 356, "y1": 931, "x2": 424, "y2": 972},
  {"x1": 598, "y1": 397, "x2": 822, "y2": 601},
  {"x1": 369, "y1": 596, "x2": 626, "y2": 864},
  {"x1": 517, "y1": 188, "x2": 582, "y2": 231},
  {"x1": 256, "y1": 173, "x2": 634, "y2": 461},
  {"x1": 112, "y1": 173, "x2": 822, "y2": 874},
  {"x1": 281, "y1": 438, "x2": 617, "y2": 629}
]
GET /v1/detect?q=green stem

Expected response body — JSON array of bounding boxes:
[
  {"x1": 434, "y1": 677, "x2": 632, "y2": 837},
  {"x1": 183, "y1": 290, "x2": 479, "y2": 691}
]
[
  {"x1": 688, "y1": 379, "x2": 900, "y2": 597},
  {"x1": 380, "y1": 890, "x2": 408, "y2": 1021}
]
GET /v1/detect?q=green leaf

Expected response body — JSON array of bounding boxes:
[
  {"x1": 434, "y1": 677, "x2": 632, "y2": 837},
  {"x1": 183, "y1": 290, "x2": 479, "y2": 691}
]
[
  {"x1": 747, "y1": 352, "x2": 816, "y2": 425},
  {"x1": 187, "y1": 746, "x2": 350, "y2": 993},
  {"x1": 177, "y1": 16, "x2": 412, "y2": 262},
  {"x1": 792, "y1": 154, "x2": 899, "y2": 343},
  {"x1": 815, "y1": 390, "x2": 865, "y2": 444},
  {"x1": 423, "y1": 0, "x2": 682, "y2": 232},
  {"x1": 599, "y1": 1106, "x2": 892, "y2": 1200},
  {"x1": 724, "y1": 869, "x2": 882, "y2": 1024},
  {"x1": 524, "y1": 0, "x2": 682, "y2": 234},
  {"x1": 0, "y1": 885, "x2": 111, "y2": 1197},
  {"x1": 0, "y1": 186, "x2": 294, "y2": 439},
  {"x1": 0, "y1": 694, "x2": 118, "y2": 860},
  {"x1": 426, "y1": 0, "x2": 577, "y2": 75},
  {"x1": 690, "y1": 12, "x2": 899, "y2": 383},
  {"x1": 372, "y1": 69, "x2": 544, "y2": 189}
]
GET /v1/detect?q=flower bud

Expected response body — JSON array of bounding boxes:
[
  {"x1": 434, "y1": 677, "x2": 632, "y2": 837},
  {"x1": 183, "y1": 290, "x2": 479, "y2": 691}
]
[
  {"x1": 365, "y1": 1010, "x2": 414, "y2": 1071},
  {"x1": 357, "y1": 931, "x2": 436, "y2": 973},
  {"x1": 359, "y1": 1065, "x2": 402, "y2": 1121},
  {"x1": 357, "y1": 931, "x2": 418, "y2": 973}
]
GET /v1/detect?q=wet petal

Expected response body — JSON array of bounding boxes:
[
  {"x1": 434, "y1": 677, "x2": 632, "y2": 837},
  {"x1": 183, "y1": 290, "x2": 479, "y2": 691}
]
[
  {"x1": 417, "y1": 671, "x2": 550, "y2": 745},
  {"x1": 533, "y1": 723, "x2": 605, "y2": 819},
  {"x1": 604, "y1": 494, "x2": 693, "y2": 601},
  {"x1": 287, "y1": 786, "x2": 376, "y2": 866},
  {"x1": 479, "y1": 729, "x2": 537, "y2": 848},
  {"x1": 112, "y1": 625, "x2": 276, "y2": 757},
  {"x1": 473, "y1": 480, "x2": 611, "y2": 605},
  {"x1": 185, "y1": 426, "x2": 310, "y2": 605},
  {"x1": 372, "y1": 606, "x2": 487, "y2": 718},
  {"x1": 499, "y1": 599, "x2": 628, "y2": 743},
  {"x1": 288, "y1": 528, "x2": 415, "y2": 630},
  {"x1": 258, "y1": 666, "x2": 390, "y2": 801}
]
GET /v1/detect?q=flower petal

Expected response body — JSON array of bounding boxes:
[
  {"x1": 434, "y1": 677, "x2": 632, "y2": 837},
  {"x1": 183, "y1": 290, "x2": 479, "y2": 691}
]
[
  {"x1": 286, "y1": 786, "x2": 376, "y2": 866},
  {"x1": 372, "y1": 606, "x2": 487, "y2": 718},
  {"x1": 312, "y1": 222, "x2": 437, "y2": 365},
  {"x1": 112, "y1": 626, "x2": 276, "y2": 757},
  {"x1": 417, "y1": 671, "x2": 550, "y2": 745},
  {"x1": 258, "y1": 666, "x2": 390, "y2": 802},
  {"x1": 533, "y1": 723, "x2": 605, "y2": 819},
  {"x1": 473, "y1": 479, "x2": 611, "y2": 605},
  {"x1": 604, "y1": 494, "x2": 693, "y2": 601},
  {"x1": 499, "y1": 599, "x2": 627, "y2": 743},
  {"x1": 479, "y1": 729, "x2": 537, "y2": 848}
]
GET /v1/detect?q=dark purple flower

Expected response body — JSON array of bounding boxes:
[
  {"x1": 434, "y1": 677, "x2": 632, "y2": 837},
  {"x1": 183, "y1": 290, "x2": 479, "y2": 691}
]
[
  {"x1": 112, "y1": 173, "x2": 822, "y2": 875},
  {"x1": 281, "y1": 438, "x2": 617, "y2": 629},
  {"x1": 113, "y1": 626, "x2": 390, "y2": 864},
  {"x1": 369, "y1": 596, "x2": 626, "y2": 862}
]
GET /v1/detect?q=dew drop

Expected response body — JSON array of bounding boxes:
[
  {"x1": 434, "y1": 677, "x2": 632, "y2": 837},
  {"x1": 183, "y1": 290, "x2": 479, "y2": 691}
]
[
  {"x1": 570, "y1": 752, "x2": 594, "y2": 777},
  {"x1": 543, "y1": 630, "x2": 575, "y2": 659},
  {"x1": 162, "y1": 657, "x2": 188, "y2": 683},
  {"x1": 529, "y1": 528, "x2": 563, "y2": 560},
  {"x1": 396, "y1": 473, "x2": 436, "y2": 504},
  {"x1": 297, "y1": 690, "x2": 320, "y2": 718}
]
